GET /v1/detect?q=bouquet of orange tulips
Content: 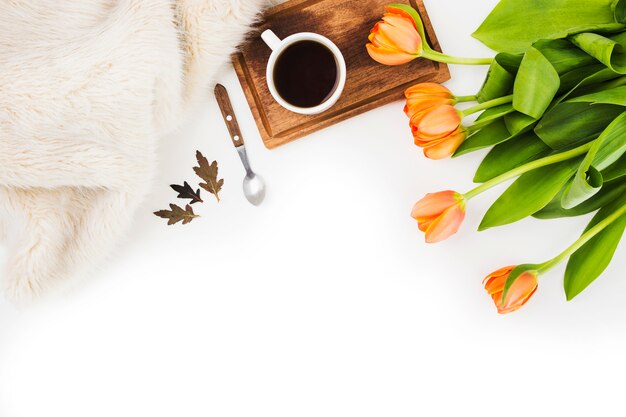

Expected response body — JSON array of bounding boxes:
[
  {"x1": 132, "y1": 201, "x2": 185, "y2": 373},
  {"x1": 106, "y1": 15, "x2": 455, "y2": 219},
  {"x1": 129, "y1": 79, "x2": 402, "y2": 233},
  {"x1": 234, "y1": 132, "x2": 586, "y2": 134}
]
[{"x1": 367, "y1": 1, "x2": 626, "y2": 313}]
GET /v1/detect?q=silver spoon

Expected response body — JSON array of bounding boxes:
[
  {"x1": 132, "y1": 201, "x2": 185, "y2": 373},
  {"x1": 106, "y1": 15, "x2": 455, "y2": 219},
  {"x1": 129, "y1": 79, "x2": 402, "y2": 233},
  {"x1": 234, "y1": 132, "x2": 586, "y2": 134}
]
[{"x1": 214, "y1": 84, "x2": 266, "y2": 206}]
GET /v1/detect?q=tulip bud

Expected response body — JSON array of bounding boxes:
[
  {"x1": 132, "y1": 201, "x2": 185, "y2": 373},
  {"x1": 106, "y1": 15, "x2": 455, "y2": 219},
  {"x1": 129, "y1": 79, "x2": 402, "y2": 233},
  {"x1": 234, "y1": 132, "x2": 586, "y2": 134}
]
[
  {"x1": 411, "y1": 190, "x2": 466, "y2": 243},
  {"x1": 483, "y1": 266, "x2": 539, "y2": 314},
  {"x1": 403, "y1": 83, "x2": 465, "y2": 159},
  {"x1": 404, "y1": 83, "x2": 456, "y2": 120},
  {"x1": 366, "y1": 6, "x2": 423, "y2": 65}
]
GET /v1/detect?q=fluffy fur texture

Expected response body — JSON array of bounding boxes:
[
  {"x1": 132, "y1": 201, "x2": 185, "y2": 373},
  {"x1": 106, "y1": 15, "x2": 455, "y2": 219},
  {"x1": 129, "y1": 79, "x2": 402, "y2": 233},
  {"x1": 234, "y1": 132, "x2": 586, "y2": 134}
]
[{"x1": 0, "y1": 0, "x2": 270, "y2": 300}]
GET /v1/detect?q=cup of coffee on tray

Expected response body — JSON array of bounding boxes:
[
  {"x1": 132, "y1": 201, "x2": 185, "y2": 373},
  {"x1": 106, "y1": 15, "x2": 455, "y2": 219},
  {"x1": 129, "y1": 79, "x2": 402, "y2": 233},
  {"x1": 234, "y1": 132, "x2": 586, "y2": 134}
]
[{"x1": 261, "y1": 29, "x2": 346, "y2": 115}]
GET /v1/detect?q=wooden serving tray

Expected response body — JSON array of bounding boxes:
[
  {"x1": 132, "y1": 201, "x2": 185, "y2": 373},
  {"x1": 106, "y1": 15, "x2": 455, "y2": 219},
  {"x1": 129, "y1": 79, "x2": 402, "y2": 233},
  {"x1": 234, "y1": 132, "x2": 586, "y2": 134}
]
[{"x1": 233, "y1": 0, "x2": 450, "y2": 149}]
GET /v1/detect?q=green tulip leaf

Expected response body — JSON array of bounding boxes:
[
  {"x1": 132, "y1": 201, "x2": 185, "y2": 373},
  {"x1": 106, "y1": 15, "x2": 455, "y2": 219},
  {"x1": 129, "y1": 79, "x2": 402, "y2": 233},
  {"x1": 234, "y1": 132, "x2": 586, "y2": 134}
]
[
  {"x1": 534, "y1": 177, "x2": 626, "y2": 219},
  {"x1": 590, "y1": 111, "x2": 626, "y2": 169},
  {"x1": 570, "y1": 32, "x2": 626, "y2": 73},
  {"x1": 472, "y1": 103, "x2": 515, "y2": 129},
  {"x1": 550, "y1": 64, "x2": 620, "y2": 106},
  {"x1": 504, "y1": 112, "x2": 537, "y2": 135},
  {"x1": 473, "y1": 0, "x2": 624, "y2": 54},
  {"x1": 569, "y1": 85, "x2": 626, "y2": 105},
  {"x1": 559, "y1": 65, "x2": 620, "y2": 97},
  {"x1": 511, "y1": 41, "x2": 610, "y2": 119},
  {"x1": 513, "y1": 47, "x2": 560, "y2": 118},
  {"x1": 535, "y1": 39, "x2": 599, "y2": 74},
  {"x1": 602, "y1": 152, "x2": 626, "y2": 181},
  {"x1": 615, "y1": 0, "x2": 626, "y2": 22},
  {"x1": 454, "y1": 119, "x2": 510, "y2": 156},
  {"x1": 535, "y1": 103, "x2": 624, "y2": 149},
  {"x1": 474, "y1": 132, "x2": 550, "y2": 183},
  {"x1": 564, "y1": 193, "x2": 626, "y2": 300},
  {"x1": 561, "y1": 167, "x2": 604, "y2": 209},
  {"x1": 479, "y1": 159, "x2": 580, "y2": 230},
  {"x1": 456, "y1": 113, "x2": 536, "y2": 157},
  {"x1": 476, "y1": 53, "x2": 523, "y2": 103},
  {"x1": 560, "y1": 111, "x2": 626, "y2": 208}
]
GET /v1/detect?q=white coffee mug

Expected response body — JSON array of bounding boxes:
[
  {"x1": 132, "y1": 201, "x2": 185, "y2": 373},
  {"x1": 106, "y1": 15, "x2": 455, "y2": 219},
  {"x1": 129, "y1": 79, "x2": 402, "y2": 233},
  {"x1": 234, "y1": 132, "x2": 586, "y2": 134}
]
[{"x1": 261, "y1": 29, "x2": 347, "y2": 115}]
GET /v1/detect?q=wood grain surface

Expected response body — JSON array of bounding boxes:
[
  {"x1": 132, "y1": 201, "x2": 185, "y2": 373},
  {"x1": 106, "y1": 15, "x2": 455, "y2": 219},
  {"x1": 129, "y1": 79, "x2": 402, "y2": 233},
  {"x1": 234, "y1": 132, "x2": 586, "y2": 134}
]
[{"x1": 233, "y1": 0, "x2": 450, "y2": 149}]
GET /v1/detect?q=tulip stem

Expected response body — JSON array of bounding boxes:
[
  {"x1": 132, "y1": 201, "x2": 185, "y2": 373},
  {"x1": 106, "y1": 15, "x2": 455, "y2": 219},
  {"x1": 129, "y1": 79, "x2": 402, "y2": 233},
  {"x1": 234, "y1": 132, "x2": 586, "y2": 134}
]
[
  {"x1": 537, "y1": 202, "x2": 626, "y2": 273},
  {"x1": 464, "y1": 141, "x2": 594, "y2": 200},
  {"x1": 462, "y1": 95, "x2": 514, "y2": 117},
  {"x1": 456, "y1": 95, "x2": 477, "y2": 103},
  {"x1": 422, "y1": 50, "x2": 493, "y2": 66}
]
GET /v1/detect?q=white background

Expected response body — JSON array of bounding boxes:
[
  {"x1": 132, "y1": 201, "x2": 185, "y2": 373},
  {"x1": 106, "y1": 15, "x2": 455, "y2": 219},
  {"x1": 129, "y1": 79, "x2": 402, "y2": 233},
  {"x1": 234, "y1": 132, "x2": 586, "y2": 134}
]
[{"x1": 2, "y1": 0, "x2": 626, "y2": 416}]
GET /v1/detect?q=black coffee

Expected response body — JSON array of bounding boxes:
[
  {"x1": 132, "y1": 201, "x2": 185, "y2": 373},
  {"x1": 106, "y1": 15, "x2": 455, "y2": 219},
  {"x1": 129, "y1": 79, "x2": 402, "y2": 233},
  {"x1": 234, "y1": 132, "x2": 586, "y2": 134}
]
[{"x1": 273, "y1": 40, "x2": 338, "y2": 108}]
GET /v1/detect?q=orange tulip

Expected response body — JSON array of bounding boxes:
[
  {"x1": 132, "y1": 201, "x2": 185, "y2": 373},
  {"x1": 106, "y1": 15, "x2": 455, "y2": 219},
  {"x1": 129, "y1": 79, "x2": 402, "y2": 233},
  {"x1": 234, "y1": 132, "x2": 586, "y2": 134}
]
[
  {"x1": 366, "y1": 6, "x2": 422, "y2": 65},
  {"x1": 483, "y1": 266, "x2": 539, "y2": 314},
  {"x1": 411, "y1": 190, "x2": 465, "y2": 243},
  {"x1": 404, "y1": 83, "x2": 465, "y2": 159}
]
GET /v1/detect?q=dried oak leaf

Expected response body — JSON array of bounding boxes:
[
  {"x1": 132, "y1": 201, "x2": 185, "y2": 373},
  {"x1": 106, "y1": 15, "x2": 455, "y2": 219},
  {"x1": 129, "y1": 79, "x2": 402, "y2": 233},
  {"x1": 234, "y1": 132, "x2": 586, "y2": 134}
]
[
  {"x1": 154, "y1": 204, "x2": 199, "y2": 225},
  {"x1": 170, "y1": 181, "x2": 203, "y2": 204},
  {"x1": 193, "y1": 151, "x2": 224, "y2": 202}
]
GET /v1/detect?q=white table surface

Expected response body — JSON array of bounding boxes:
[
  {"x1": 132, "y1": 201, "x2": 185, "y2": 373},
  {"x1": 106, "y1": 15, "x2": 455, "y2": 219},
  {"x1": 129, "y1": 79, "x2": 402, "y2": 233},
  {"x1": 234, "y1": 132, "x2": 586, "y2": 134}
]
[{"x1": 2, "y1": 1, "x2": 626, "y2": 416}]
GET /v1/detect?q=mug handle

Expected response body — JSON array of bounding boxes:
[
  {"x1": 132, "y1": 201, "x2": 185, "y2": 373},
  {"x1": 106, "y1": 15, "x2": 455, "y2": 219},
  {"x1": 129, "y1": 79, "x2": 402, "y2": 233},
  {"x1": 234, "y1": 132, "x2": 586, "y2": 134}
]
[{"x1": 261, "y1": 29, "x2": 282, "y2": 51}]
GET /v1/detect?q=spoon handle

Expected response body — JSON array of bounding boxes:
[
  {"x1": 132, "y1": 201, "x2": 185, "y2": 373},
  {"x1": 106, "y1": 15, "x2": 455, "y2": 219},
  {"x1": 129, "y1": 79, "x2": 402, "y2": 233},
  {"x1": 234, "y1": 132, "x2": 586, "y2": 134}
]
[{"x1": 214, "y1": 84, "x2": 244, "y2": 148}]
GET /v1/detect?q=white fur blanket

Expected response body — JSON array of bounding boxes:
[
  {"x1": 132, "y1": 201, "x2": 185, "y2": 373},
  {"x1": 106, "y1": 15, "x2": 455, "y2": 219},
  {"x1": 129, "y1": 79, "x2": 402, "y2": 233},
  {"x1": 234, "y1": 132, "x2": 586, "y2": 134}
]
[{"x1": 0, "y1": 0, "x2": 270, "y2": 300}]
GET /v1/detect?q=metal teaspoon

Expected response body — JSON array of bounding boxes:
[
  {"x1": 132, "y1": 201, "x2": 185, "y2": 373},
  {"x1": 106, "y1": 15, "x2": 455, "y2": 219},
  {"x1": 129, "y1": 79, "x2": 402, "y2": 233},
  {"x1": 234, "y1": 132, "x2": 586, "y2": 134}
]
[{"x1": 214, "y1": 84, "x2": 266, "y2": 206}]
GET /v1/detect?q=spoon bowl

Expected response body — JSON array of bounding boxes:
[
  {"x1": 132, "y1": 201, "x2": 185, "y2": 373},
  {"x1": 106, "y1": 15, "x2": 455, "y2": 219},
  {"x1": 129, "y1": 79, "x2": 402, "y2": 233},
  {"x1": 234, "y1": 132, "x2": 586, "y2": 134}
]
[{"x1": 243, "y1": 173, "x2": 266, "y2": 206}]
